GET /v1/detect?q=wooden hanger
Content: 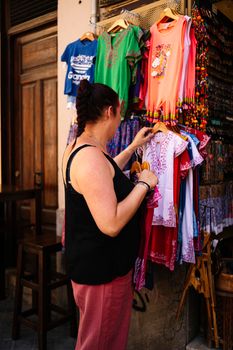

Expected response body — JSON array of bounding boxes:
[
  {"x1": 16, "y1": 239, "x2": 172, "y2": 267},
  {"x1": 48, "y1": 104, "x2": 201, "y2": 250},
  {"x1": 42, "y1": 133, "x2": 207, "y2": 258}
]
[
  {"x1": 80, "y1": 31, "x2": 96, "y2": 41},
  {"x1": 130, "y1": 160, "x2": 150, "y2": 174},
  {"x1": 130, "y1": 161, "x2": 141, "y2": 174},
  {"x1": 107, "y1": 19, "x2": 129, "y2": 33},
  {"x1": 167, "y1": 124, "x2": 188, "y2": 140},
  {"x1": 157, "y1": 7, "x2": 179, "y2": 24},
  {"x1": 152, "y1": 121, "x2": 168, "y2": 134}
]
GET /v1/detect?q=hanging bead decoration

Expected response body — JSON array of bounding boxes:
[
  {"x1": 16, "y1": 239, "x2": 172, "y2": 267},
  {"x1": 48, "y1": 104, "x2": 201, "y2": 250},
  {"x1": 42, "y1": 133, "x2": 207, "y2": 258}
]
[{"x1": 191, "y1": 5, "x2": 209, "y2": 131}]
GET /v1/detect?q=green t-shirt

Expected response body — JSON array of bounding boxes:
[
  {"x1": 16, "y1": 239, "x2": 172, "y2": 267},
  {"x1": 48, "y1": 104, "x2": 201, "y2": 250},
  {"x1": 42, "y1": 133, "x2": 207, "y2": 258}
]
[{"x1": 94, "y1": 25, "x2": 142, "y2": 117}]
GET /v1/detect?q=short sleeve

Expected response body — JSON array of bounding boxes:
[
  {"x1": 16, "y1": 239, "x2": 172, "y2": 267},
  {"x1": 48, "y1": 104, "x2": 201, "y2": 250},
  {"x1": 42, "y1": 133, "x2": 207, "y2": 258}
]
[
  {"x1": 190, "y1": 140, "x2": 204, "y2": 167},
  {"x1": 126, "y1": 31, "x2": 142, "y2": 84},
  {"x1": 180, "y1": 149, "x2": 192, "y2": 179},
  {"x1": 61, "y1": 44, "x2": 70, "y2": 63},
  {"x1": 174, "y1": 135, "x2": 188, "y2": 158},
  {"x1": 126, "y1": 30, "x2": 142, "y2": 67}
]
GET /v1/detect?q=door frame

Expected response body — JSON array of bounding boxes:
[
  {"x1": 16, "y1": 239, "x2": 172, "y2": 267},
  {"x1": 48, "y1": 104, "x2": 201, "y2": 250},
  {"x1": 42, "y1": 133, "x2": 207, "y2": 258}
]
[{"x1": 1, "y1": 7, "x2": 57, "y2": 186}]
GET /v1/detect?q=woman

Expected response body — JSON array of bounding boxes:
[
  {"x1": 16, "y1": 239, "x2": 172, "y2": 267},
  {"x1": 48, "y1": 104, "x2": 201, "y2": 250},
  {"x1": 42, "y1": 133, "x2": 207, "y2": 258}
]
[{"x1": 62, "y1": 79, "x2": 158, "y2": 350}]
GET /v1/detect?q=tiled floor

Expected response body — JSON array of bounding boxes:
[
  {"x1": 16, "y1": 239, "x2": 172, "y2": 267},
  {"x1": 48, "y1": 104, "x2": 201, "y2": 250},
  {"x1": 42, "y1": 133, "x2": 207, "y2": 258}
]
[{"x1": 0, "y1": 296, "x2": 77, "y2": 350}]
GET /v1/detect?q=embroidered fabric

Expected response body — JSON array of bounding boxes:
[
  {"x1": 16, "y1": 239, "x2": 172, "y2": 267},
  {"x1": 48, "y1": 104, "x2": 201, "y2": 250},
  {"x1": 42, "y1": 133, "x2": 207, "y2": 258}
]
[{"x1": 142, "y1": 131, "x2": 188, "y2": 227}]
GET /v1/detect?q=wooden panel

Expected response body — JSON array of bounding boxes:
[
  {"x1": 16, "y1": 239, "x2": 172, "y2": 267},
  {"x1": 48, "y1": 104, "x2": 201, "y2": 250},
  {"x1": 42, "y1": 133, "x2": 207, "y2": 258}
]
[
  {"x1": 20, "y1": 63, "x2": 57, "y2": 84},
  {"x1": 18, "y1": 26, "x2": 57, "y2": 45},
  {"x1": 34, "y1": 80, "x2": 42, "y2": 174},
  {"x1": 21, "y1": 35, "x2": 57, "y2": 71},
  {"x1": 14, "y1": 25, "x2": 58, "y2": 229},
  {"x1": 8, "y1": 11, "x2": 57, "y2": 35},
  {"x1": 10, "y1": 1, "x2": 57, "y2": 27},
  {"x1": 22, "y1": 83, "x2": 35, "y2": 188},
  {"x1": 14, "y1": 38, "x2": 22, "y2": 187},
  {"x1": 43, "y1": 78, "x2": 57, "y2": 208}
]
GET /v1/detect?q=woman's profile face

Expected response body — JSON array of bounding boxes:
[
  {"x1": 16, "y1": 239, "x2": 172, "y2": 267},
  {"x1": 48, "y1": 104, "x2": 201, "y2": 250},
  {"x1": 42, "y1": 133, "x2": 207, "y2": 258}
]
[
  {"x1": 108, "y1": 100, "x2": 121, "y2": 139},
  {"x1": 114, "y1": 100, "x2": 122, "y2": 127}
]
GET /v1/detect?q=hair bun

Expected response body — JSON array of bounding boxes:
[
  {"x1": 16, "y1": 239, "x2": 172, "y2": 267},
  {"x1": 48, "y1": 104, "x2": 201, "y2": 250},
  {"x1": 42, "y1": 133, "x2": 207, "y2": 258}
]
[{"x1": 78, "y1": 79, "x2": 92, "y2": 98}]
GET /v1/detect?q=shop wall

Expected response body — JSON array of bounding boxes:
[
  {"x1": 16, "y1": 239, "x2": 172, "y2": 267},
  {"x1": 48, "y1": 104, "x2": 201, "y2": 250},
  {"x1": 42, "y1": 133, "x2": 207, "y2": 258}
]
[{"x1": 57, "y1": 0, "x2": 93, "y2": 229}]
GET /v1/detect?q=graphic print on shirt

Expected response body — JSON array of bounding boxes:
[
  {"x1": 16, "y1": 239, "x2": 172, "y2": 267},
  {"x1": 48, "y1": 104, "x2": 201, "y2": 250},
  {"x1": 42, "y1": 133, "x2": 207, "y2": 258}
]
[
  {"x1": 68, "y1": 55, "x2": 95, "y2": 85},
  {"x1": 147, "y1": 17, "x2": 186, "y2": 121},
  {"x1": 61, "y1": 39, "x2": 97, "y2": 97},
  {"x1": 151, "y1": 44, "x2": 171, "y2": 78}
]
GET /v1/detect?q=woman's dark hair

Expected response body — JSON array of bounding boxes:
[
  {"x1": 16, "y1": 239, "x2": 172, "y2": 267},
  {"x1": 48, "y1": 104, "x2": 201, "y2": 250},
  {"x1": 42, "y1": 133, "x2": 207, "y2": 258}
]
[{"x1": 76, "y1": 79, "x2": 119, "y2": 136}]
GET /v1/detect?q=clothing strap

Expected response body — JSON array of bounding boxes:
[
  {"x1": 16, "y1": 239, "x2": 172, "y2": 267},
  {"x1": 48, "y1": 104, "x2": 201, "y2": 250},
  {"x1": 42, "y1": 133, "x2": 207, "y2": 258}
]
[{"x1": 65, "y1": 144, "x2": 95, "y2": 184}]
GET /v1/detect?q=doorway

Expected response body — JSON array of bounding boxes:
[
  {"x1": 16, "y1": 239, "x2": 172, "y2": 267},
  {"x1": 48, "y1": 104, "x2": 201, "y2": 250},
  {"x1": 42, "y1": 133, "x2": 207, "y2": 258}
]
[{"x1": 13, "y1": 25, "x2": 58, "y2": 230}]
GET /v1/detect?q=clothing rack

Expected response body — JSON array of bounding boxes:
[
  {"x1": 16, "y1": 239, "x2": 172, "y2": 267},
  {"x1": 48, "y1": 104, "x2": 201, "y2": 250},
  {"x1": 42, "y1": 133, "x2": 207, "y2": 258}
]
[
  {"x1": 96, "y1": 0, "x2": 186, "y2": 32},
  {"x1": 120, "y1": 8, "x2": 142, "y2": 26}
]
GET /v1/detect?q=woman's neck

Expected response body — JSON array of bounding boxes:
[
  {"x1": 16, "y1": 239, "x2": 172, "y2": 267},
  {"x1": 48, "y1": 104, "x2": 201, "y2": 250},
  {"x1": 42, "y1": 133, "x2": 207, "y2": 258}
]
[{"x1": 82, "y1": 126, "x2": 108, "y2": 152}]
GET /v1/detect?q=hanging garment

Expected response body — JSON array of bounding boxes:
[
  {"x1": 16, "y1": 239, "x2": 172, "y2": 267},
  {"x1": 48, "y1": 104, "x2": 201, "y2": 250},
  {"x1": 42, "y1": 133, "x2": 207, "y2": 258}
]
[
  {"x1": 180, "y1": 135, "x2": 204, "y2": 264},
  {"x1": 149, "y1": 155, "x2": 180, "y2": 271},
  {"x1": 94, "y1": 25, "x2": 142, "y2": 117},
  {"x1": 185, "y1": 27, "x2": 197, "y2": 100},
  {"x1": 149, "y1": 146, "x2": 192, "y2": 271},
  {"x1": 61, "y1": 39, "x2": 98, "y2": 97},
  {"x1": 141, "y1": 131, "x2": 188, "y2": 227},
  {"x1": 67, "y1": 123, "x2": 78, "y2": 145},
  {"x1": 139, "y1": 39, "x2": 150, "y2": 109},
  {"x1": 178, "y1": 16, "x2": 192, "y2": 102},
  {"x1": 147, "y1": 17, "x2": 186, "y2": 123},
  {"x1": 134, "y1": 187, "x2": 162, "y2": 290},
  {"x1": 107, "y1": 118, "x2": 140, "y2": 160},
  {"x1": 129, "y1": 29, "x2": 150, "y2": 109},
  {"x1": 184, "y1": 126, "x2": 211, "y2": 158}
]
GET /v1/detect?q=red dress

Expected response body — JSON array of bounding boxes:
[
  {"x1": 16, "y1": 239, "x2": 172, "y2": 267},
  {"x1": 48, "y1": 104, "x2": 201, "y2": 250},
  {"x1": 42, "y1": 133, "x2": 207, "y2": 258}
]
[{"x1": 148, "y1": 148, "x2": 191, "y2": 270}]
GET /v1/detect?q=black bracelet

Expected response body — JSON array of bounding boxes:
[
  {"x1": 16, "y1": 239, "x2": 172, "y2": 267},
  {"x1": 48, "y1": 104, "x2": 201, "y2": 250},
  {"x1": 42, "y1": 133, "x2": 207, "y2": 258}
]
[{"x1": 137, "y1": 180, "x2": 150, "y2": 192}]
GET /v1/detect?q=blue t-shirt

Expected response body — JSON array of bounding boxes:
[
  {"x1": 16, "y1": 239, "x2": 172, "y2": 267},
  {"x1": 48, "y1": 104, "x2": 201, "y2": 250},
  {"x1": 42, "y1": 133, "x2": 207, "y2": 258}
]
[{"x1": 61, "y1": 39, "x2": 98, "y2": 96}]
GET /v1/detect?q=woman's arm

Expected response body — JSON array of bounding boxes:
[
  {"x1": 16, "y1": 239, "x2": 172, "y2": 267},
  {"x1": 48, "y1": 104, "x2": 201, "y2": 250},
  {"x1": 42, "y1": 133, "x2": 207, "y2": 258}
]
[
  {"x1": 70, "y1": 147, "x2": 157, "y2": 237},
  {"x1": 113, "y1": 127, "x2": 153, "y2": 170},
  {"x1": 113, "y1": 144, "x2": 136, "y2": 170}
]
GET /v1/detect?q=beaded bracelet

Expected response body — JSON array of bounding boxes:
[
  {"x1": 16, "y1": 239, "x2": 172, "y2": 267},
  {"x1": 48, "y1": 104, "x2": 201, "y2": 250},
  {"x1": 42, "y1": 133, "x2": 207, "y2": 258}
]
[{"x1": 137, "y1": 180, "x2": 150, "y2": 192}]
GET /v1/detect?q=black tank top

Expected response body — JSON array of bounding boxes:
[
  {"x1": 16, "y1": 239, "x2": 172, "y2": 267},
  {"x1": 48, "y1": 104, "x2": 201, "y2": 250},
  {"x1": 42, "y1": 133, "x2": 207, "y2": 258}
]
[{"x1": 64, "y1": 144, "x2": 141, "y2": 285}]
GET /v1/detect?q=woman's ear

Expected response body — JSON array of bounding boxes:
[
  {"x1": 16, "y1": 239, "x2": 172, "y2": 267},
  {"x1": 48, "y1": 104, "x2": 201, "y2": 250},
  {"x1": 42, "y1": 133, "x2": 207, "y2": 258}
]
[{"x1": 106, "y1": 105, "x2": 114, "y2": 119}]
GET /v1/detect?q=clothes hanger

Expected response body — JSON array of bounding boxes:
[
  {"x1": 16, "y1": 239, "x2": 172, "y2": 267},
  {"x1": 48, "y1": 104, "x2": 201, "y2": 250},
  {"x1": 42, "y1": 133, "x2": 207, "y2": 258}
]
[
  {"x1": 167, "y1": 124, "x2": 188, "y2": 140},
  {"x1": 157, "y1": 7, "x2": 179, "y2": 24},
  {"x1": 80, "y1": 31, "x2": 96, "y2": 41},
  {"x1": 130, "y1": 161, "x2": 141, "y2": 174},
  {"x1": 130, "y1": 161, "x2": 150, "y2": 174},
  {"x1": 107, "y1": 19, "x2": 129, "y2": 33},
  {"x1": 120, "y1": 8, "x2": 141, "y2": 26},
  {"x1": 152, "y1": 121, "x2": 168, "y2": 134}
]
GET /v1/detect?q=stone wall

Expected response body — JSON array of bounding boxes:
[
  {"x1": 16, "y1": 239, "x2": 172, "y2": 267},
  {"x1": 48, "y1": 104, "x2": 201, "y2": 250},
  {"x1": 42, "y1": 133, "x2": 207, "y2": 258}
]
[{"x1": 128, "y1": 264, "x2": 200, "y2": 350}]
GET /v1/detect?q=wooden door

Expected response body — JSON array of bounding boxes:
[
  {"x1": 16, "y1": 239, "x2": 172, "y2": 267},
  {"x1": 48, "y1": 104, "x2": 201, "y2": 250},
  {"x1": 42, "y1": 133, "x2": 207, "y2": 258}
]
[{"x1": 14, "y1": 26, "x2": 57, "y2": 229}]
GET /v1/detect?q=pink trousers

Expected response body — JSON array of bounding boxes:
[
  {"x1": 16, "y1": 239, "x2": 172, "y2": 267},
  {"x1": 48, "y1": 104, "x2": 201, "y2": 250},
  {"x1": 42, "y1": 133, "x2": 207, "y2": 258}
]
[{"x1": 71, "y1": 270, "x2": 133, "y2": 350}]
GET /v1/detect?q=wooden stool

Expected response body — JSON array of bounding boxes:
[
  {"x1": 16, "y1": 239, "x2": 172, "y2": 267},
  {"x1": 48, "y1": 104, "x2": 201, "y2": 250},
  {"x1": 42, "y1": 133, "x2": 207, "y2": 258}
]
[{"x1": 12, "y1": 233, "x2": 77, "y2": 350}]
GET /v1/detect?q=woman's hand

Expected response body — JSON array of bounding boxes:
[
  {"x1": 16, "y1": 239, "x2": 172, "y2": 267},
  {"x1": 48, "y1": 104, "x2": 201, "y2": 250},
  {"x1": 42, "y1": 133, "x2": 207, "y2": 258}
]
[
  {"x1": 138, "y1": 169, "x2": 158, "y2": 190},
  {"x1": 130, "y1": 127, "x2": 154, "y2": 151}
]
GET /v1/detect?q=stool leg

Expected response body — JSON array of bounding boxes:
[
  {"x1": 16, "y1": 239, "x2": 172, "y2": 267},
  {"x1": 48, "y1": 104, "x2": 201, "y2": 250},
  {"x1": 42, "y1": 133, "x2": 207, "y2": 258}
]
[
  {"x1": 12, "y1": 243, "x2": 24, "y2": 340},
  {"x1": 38, "y1": 250, "x2": 47, "y2": 350},
  {"x1": 67, "y1": 280, "x2": 78, "y2": 338}
]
